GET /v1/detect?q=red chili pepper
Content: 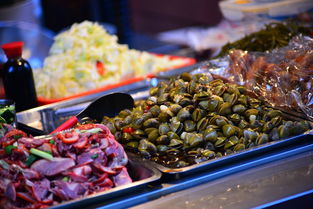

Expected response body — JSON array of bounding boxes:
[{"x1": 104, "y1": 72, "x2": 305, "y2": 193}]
[
  {"x1": 73, "y1": 136, "x2": 88, "y2": 149},
  {"x1": 4, "y1": 129, "x2": 27, "y2": 138},
  {"x1": 92, "y1": 173, "x2": 109, "y2": 185},
  {"x1": 96, "y1": 61, "x2": 106, "y2": 76},
  {"x1": 41, "y1": 199, "x2": 53, "y2": 205},
  {"x1": 64, "y1": 132, "x2": 73, "y2": 138},
  {"x1": 122, "y1": 127, "x2": 134, "y2": 134},
  {"x1": 77, "y1": 124, "x2": 97, "y2": 130},
  {"x1": 98, "y1": 178, "x2": 113, "y2": 187},
  {"x1": 144, "y1": 105, "x2": 151, "y2": 113},
  {"x1": 16, "y1": 192, "x2": 36, "y2": 203},
  {"x1": 57, "y1": 133, "x2": 79, "y2": 144}
]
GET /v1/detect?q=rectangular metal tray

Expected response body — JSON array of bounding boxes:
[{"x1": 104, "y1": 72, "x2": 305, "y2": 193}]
[
  {"x1": 124, "y1": 109, "x2": 313, "y2": 178},
  {"x1": 127, "y1": 133, "x2": 313, "y2": 178},
  {"x1": 48, "y1": 157, "x2": 161, "y2": 209}
]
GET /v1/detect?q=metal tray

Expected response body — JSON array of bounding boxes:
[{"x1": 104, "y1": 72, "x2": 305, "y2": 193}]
[
  {"x1": 127, "y1": 133, "x2": 313, "y2": 178},
  {"x1": 125, "y1": 111, "x2": 313, "y2": 178},
  {"x1": 48, "y1": 157, "x2": 161, "y2": 209}
]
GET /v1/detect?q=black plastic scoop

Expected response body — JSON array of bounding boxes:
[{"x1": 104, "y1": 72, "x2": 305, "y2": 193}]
[{"x1": 50, "y1": 93, "x2": 134, "y2": 134}]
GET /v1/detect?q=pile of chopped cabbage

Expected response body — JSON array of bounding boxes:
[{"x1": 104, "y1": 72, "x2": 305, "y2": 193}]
[{"x1": 34, "y1": 21, "x2": 186, "y2": 99}]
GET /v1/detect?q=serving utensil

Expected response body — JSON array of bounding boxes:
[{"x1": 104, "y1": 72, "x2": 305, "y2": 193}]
[{"x1": 50, "y1": 93, "x2": 134, "y2": 134}]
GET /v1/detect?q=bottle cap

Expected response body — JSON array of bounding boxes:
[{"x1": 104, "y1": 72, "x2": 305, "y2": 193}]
[{"x1": 1, "y1": 41, "x2": 24, "y2": 59}]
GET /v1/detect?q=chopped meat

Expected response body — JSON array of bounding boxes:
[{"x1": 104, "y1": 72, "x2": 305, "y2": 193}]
[
  {"x1": 113, "y1": 167, "x2": 133, "y2": 187},
  {"x1": 22, "y1": 169, "x2": 41, "y2": 180},
  {"x1": 5, "y1": 182, "x2": 16, "y2": 201},
  {"x1": 31, "y1": 178, "x2": 50, "y2": 201},
  {"x1": 18, "y1": 137, "x2": 45, "y2": 148},
  {"x1": 31, "y1": 158, "x2": 75, "y2": 176},
  {"x1": 52, "y1": 181, "x2": 87, "y2": 201},
  {"x1": 0, "y1": 124, "x2": 132, "y2": 208}
]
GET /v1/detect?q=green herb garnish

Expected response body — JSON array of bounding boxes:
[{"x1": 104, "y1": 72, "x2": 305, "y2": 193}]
[
  {"x1": 0, "y1": 116, "x2": 6, "y2": 123},
  {"x1": 30, "y1": 148, "x2": 53, "y2": 160},
  {"x1": 91, "y1": 154, "x2": 98, "y2": 159},
  {"x1": 0, "y1": 160, "x2": 10, "y2": 169},
  {"x1": 49, "y1": 139, "x2": 55, "y2": 144},
  {"x1": 13, "y1": 134, "x2": 23, "y2": 139},
  {"x1": 24, "y1": 155, "x2": 37, "y2": 167},
  {"x1": 62, "y1": 176, "x2": 70, "y2": 182},
  {"x1": 5, "y1": 145, "x2": 17, "y2": 155}
]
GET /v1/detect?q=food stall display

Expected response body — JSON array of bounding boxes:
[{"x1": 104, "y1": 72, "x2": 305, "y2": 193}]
[
  {"x1": 99, "y1": 72, "x2": 312, "y2": 168},
  {"x1": 1, "y1": 10, "x2": 313, "y2": 209},
  {"x1": 34, "y1": 21, "x2": 194, "y2": 102}
]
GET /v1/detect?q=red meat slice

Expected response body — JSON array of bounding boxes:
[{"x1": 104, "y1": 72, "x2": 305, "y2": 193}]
[
  {"x1": 22, "y1": 169, "x2": 41, "y2": 180},
  {"x1": 112, "y1": 167, "x2": 132, "y2": 187},
  {"x1": 31, "y1": 178, "x2": 50, "y2": 201},
  {"x1": 31, "y1": 158, "x2": 75, "y2": 176},
  {"x1": 18, "y1": 137, "x2": 45, "y2": 148},
  {"x1": 52, "y1": 181, "x2": 87, "y2": 201},
  {"x1": 5, "y1": 182, "x2": 16, "y2": 201}
]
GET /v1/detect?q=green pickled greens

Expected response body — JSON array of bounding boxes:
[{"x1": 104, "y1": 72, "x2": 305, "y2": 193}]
[
  {"x1": 0, "y1": 104, "x2": 15, "y2": 125},
  {"x1": 216, "y1": 21, "x2": 312, "y2": 58}
]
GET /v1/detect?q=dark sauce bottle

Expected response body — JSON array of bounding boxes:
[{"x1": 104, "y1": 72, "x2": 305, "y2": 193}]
[{"x1": 1, "y1": 41, "x2": 37, "y2": 112}]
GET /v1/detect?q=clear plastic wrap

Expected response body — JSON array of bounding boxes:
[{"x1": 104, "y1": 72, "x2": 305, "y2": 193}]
[{"x1": 196, "y1": 35, "x2": 313, "y2": 120}]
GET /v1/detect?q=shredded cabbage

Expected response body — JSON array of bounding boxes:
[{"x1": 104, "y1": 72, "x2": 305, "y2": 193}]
[{"x1": 34, "y1": 21, "x2": 186, "y2": 99}]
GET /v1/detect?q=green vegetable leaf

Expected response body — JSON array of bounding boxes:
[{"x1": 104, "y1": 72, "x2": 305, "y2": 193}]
[
  {"x1": 13, "y1": 134, "x2": 23, "y2": 139},
  {"x1": 24, "y1": 155, "x2": 37, "y2": 167},
  {"x1": 91, "y1": 154, "x2": 98, "y2": 159},
  {"x1": 5, "y1": 145, "x2": 17, "y2": 155},
  {"x1": 62, "y1": 176, "x2": 70, "y2": 182},
  {"x1": 49, "y1": 140, "x2": 55, "y2": 144}
]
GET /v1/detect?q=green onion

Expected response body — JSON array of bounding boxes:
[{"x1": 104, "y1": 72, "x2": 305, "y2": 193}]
[
  {"x1": 62, "y1": 176, "x2": 70, "y2": 182},
  {"x1": 13, "y1": 134, "x2": 23, "y2": 139},
  {"x1": 0, "y1": 160, "x2": 10, "y2": 169},
  {"x1": 80, "y1": 128, "x2": 102, "y2": 134},
  {"x1": 24, "y1": 155, "x2": 37, "y2": 167},
  {"x1": 5, "y1": 145, "x2": 17, "y2": 155},
  {"x1": 49, "y1": 139, "x2": 55, "y2": 144},
  {"x1": 0, "y1": 116, "x2": 6, "y2": 123},
  {"x1": 30, "y1": 148, "x2": 53, "y2": 160},
  {"x1": 91, "y1": 154, "x2": 98, "y2": 159}
]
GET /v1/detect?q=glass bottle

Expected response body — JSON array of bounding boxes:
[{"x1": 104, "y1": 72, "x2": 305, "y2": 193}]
[{"x1": 1, "y1": 41, "x2": 37, "y2": 112}]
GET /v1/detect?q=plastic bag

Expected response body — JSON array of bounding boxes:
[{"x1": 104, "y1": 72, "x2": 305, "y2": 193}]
[
  {"x1": 195, "y1": 35, "x2": 313, "y2": 120},
  {"x1": 158, "y1": 20, "x2": 266, "y2": 55}
]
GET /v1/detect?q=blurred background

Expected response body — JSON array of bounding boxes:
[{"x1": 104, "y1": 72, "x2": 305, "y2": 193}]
[
  {"x1": 0, "y1": 0, "x2": 223, "y2": 59},
  {"x1": 1, "y1": 0, "x2": 312, "y2": 63}
]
